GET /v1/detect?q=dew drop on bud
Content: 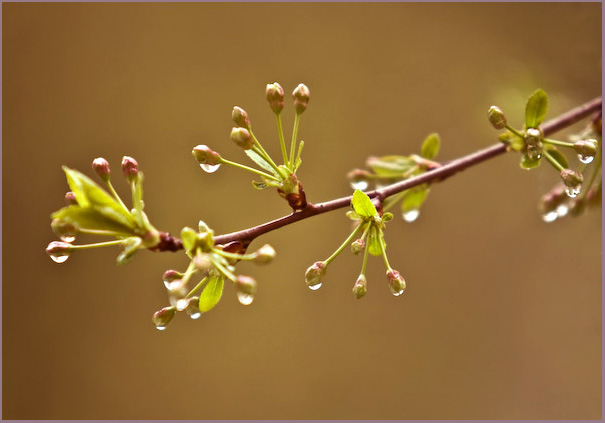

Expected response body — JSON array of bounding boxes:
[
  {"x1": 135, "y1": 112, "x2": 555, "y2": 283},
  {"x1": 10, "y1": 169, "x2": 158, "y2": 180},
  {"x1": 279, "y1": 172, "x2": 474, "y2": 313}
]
[
  {"x1": 308, "y1": 282, "x2": 322, "y2": 291},
  {"x1": 189, "y1": 311, "x2": 201, "y2": 320},
  {"x1": 556, "y1": 204, "x2": 569, "y2": 217},
  {"x1": 350, "y1": 180, "x2": 368, "y2": 191},
  {"x1": 200, "y1": 163, "x2": 221, "y2": 173},
  {"x1": 578, "y1": 154, "x2": 594, "y2": 164},
  {"x1": 155, "y1": 325, "x2": 167, "y2": 331},
  {"x1": 402, "y1": 209, "x2": 420, "y2": 222},
  {"x1": 236, "y1": 291, "x2": 255, "y2": 305},
  {"x1": 541, "y1": 210, "x2": 558, "y2": 223},
  {"x1": 50, "y1": 252, "x2": 70, "y2": 264},
  {"x1": 60, "y1": 235, "x2": 76, "y2": 243},
  {"x1": 176, "y1": 298, "x2": 189, "y2": 311},
  {"x1": 565, "y1": 186, "x2": 581, "y2": 198}
]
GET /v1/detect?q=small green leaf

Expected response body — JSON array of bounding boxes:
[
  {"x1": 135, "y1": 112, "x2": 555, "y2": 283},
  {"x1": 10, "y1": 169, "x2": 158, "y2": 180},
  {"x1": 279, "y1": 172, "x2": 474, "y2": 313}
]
[
  {"x1": 251, "y1": 180, "x2": 267, "y2": 190},
  {"x1": 199, "y1": 275, "x2": 224, "y2": 312},
  {"x1": 367, "y1": 227, "x2": 383, "y2": 256},
  {"x1": 367, "y1": 155, "x2": 416, "y2": 176},
  {"x1": 525, "y1": 89, "x2": 548, "y2": 128},
  {"x1": 346, "y1": 210, "x2": 361, "y2": 221},
  {"x1": 244, "y1": 149, "x2": 276, "y2": 175},
  {"x1": 401, "y1": 185, "x2": 430, "y2": 213},
  {"x1": 351, "y1": 190, "x2": 377, "y2": 218},
  {"x1": 180, "y1": 227, "x2": 198, "y2": 252},
  {"x1": 520, "y1": 153, "x2": 541, "y2": 170},
  {"x1": 62, "y1": 167, "x2": 135, "y2": 229},
  {"x1": 420, "y1": 133, "x2": 441, "y2": 159},
  {"x1": 381, "y1": 212, "x2": 393, "y2": 222},
  {"x1": 544, "y1": 145, "x2": 569, "y2": 169},
  {"x1": 51, "y1": 206, "x2": 135, "y2": 235}
]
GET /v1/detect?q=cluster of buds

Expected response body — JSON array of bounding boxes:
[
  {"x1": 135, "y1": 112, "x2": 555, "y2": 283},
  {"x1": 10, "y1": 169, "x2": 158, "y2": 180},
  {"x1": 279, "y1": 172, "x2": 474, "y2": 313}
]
[
  {"x1": 47, "y1": 156, "x2": 160, "y2": 265},
  {"x1": 347, "y1": 133, "x2": 441, "y2": 222},
  {"x1": 305, "y1": 190, "x2": 406, "y2": 299},
  {"x1": 191, "y1": 82, "x2": 311, "y2": 211},
  {"x1": 151, "y1": 220, "x2": 276, "y2": 330},
  {"x1": 489, "y1": 90, "x2": 601, "y2": 221}
]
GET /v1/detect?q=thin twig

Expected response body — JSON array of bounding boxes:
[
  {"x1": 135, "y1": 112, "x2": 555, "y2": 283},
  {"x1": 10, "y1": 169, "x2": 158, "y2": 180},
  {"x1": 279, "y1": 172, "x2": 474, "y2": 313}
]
[{"x1": 157, "y1": 96, "x2": 602, "y2": 250}]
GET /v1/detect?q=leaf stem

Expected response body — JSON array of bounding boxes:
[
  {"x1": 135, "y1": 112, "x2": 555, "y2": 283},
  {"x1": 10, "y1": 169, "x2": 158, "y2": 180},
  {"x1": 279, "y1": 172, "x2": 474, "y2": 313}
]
[
  {"x1": 276, "y1": 114, "x2": 289, "y2": 168},
  {"x1": 221, "y1": 158, "x2": 281, "y2": 181},
  {"x1": 543, "y1": 150, "x2": 566, "y2": 171},
  {"x1": 324, "y1": 222, "x2": 365, "y2": 266},
  {"x1": 289, "y1": 113, "x2": 300, "y2": 168}
]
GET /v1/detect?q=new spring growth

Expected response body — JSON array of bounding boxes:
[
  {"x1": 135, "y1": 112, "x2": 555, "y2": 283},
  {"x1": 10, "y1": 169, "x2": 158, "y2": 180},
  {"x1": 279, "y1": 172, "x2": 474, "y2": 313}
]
[
  {"x1": 305, "y1": 190, "x2": 404, "y2": 297},
  {"x1": 560, "y1": 169, "x2": 584, "y2": 198},
  {"x1": 47, "y1": 157, "x2": 161, "y2": 265},
  {"x1": 292, "y1": 84, "x2": 310, "y2": 115},
  {"x1": 152, "y1": 307, "x2": 176, "y2": 330},
  {"x1": 387, "y1": 269, "x2": 406, "y2": 297},
  {"x1": 266, "y1": 82, "x2": 285, "y2": 115},
  {"x1": 232, "y1": 106, "x2": 251, "y2": 128},
  {"x1": 488, "y1": 106, "x2": 507, "y2": 130},
  {"x1": 230, "y1": 127, "x2": 254, "y2": 150}
]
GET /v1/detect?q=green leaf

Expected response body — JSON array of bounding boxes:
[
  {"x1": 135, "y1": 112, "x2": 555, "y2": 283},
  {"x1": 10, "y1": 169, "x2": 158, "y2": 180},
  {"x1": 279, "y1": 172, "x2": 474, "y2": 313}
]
[
  {"x1": 520, "y1": 153, "x2": 541, "y2": 170},
  {"x1": 62, "y1": 167, "x2": 135, "y2": 229},
  {"x1": 367, "y1": 155, "x2": 416, "y2": 176},
  {"x1": 180, "y1": 227, "x2": 198, "y2": 252},
  {"x1": 244, "y1": 149, "x2": 276, "y2": 175},
  {"x1": 367, "y1": 227, "x2": 383, "y2": 256},
  {"x1": 420, "y1": 133, "x2": 441, "y2": 159},
  {"x1": 401, "y1": 185, "x2": 430, "y2": 213},
  {"x1": 198, "y1": 275, "x2": 224, "y2": 312},
  {"x1": 51, "y1": 206, "x2": 136, "y2": 235},
  {"x1": 351, "y1": 190, "x2": 378, "y2": 218},
  {"x1": 544, "y1": 145, "x2": 569, "y2": 169},
  {"x1": 525, "y1": 89, "x2": 548, "y2": 128}
]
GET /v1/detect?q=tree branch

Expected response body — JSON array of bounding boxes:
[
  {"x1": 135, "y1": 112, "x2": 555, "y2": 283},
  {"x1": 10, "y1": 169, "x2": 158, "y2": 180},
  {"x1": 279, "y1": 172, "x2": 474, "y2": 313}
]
[{"x1": 157, "y1": 96, "x2": 602, "y2": 250}]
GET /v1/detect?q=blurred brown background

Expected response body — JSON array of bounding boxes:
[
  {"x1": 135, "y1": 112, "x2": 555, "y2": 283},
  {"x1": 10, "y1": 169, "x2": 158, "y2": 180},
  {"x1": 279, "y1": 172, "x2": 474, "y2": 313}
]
[{"x1": 2, "y1": 2, "x2": 601, "y2": 420}]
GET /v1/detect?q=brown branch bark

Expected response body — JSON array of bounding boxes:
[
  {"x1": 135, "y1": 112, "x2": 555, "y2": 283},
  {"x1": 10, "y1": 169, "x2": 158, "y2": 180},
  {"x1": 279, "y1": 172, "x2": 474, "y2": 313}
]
[{"x1": 156, "y1": 96, "x2": 602, "y2": 250}]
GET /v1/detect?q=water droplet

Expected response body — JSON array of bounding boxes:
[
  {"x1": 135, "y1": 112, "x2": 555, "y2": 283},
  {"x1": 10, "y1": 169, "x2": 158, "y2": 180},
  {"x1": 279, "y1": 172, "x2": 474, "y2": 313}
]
[
  {"x1": 176, "y1": 298, "x2": 189, "y2": 311},
  {"x1": 578, "y1": 154, "x2": 594, "y2": 164},
  {"x1": 50, "y1": 253, "x2": 70, "y2": 264},
  {"x1": 60, "y1": 235, "x2": 76, "y2": 243},
  {"x1": 390, "y1": 286, "x2": 405, "y2": 297},
  {"x1": 402, "y1": 209, "x2": 420, "y2": 222},
  {"x1": 350, "y1": 180, "x2": 368, "y2": 191},
  {"x1": 237, "y1": 292, "x2": 254, "y2": 305},
  {"x1": 155, "y1": 325, "x2": 167, "y2": 331},
  {"x1": 200, "y1": 163, "x2": 221, "y2": 173},
  {"x1": 163, "y1": 280, "x2": 183, "y2": 291},
  {"x1": 308, "y1": 283, "x2": 322, "y2": 291},
  {"x1": 541, "y1": 210, "x2": 558, "y2": 222},
  {"x1": 189, "y1": 311, "x2": 201, "y2": 320},
  {"x1": 556, "y1": 204, "x2": 569, "y2": 217},
  {"x1": 565, "y1": 186, "x2": 581, "y2": 198}
]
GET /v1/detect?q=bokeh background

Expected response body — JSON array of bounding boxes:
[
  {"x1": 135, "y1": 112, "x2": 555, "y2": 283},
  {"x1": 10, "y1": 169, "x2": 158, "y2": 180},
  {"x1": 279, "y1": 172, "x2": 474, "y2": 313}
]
[{"x1": 2, "y1": 2, "x2": 601, "y2": 420}]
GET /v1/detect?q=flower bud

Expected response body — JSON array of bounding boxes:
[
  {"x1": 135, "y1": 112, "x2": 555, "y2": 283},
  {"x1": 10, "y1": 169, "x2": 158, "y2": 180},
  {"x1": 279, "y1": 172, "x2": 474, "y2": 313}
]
[
  {"x1": 386, "y1": 269, "x2": 406, "y2": 297},
  {"x1": 193, "y1": 253, "x2": 213, "y2": 273},
  {"x1": 192, "y1": 145, "x2": 222, "y2": 165},
  {"x1": 235, "y1": 275, "x2": 257, "y2": 305},
  {"x1": 292, "y1": 83, "x2": 310, "y2": 115},
  {"x1": 487, "y1": 106, "x2": 507, "y2": 130},
  {"x1": 524, "y1": 128, "x2": 542, "y2": 147},
  {"x1": 121, "y1": 156, "x2": 139, "y2": 182},
  {"x1": 526, "y1": 145, "x2": 542, "y2": 161},
  {"x1": 351, "y1": 238, "x2": 365, "y2": 255},
  {"x1": 230, "y1": 127, "x2": 254, "y2": 150},
  {"x1": 352, "y1": 274, "x2": 367, "y2": 299},
  {"x1": 46, "y1": 241, "x2": 73, "y2": 264},
  {"x1": 560, "y1": 169, "x2": 583, "y2": 188},
  {"x1": 51, "y1": 218, "x2": 77, "y2": 242},
  {"x1": 152, "y1": 307, "x2": 176, "y2": 330},
  {"x1": 163, "y1": 269, "x2": 184, "y2": 284},
  {"x1": 573, "y1": 139, "x2": 598, "y2": 157},
  {"x1": 92, "y1": 157, "x2": 111, "y2": 181},
  {"x1": 266, "y1": 82, "x2": 285, "y2": 114},
  {"x1": 64, "y1": 191, "x2": 78, "y2": 206},
  {"x1": 253, "y1": 244, "x2": 276, "y2": 264},
  {"x1": 305, "y1": 261, "x2": 326, "y2": 290},
  {"x1": 232, "y1": 106, "x2": 251, "y2": 128}
]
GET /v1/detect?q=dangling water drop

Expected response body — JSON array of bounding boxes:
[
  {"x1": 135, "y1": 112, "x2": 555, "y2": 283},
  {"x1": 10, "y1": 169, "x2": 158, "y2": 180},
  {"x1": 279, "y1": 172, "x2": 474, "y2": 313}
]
[
  {"x1": 155, "y1": 325, "x2": 167, "y2": 331},
  {"x1": 189, "y1": 311, "x2": 202, "y2": 320},
  {"x1": 402, "y1": 209, "x2": 420, "y2": 222},
  {"x1": 541, "y1": 210, "x2": 558, "y2": 222},
  {"x1": 350, "y1": 180, "x2": 368, "y2": 191},
  {"x1": 565, "y1": 186, "x2": 581, "y2": 198},
  {"x1": 308, "y1": 283, "x2": 322, "y2": 291},
  {"x1": 50, "y1": 252, "x2": 70, "y2": 264},
  {"x1": 556, "y1": 204, "x2": 569, "y2": 217},
  {"x1": 60, "y1": 235, "x2": 76, "y2": 243},
  {"x1": 578, "y1": 154, "x2": 594, "y2": 164},
  {"x1": 200, "y1": 163, "x2": 221, "y2": 173},
  {"x1": 390, "y1": 286, "x2": 405, "y2": 297},
  {"x1": 163, "y1": 280, "x2": 183, "y2": 291},
  {"x1": 236, "y1": 291, "x2": 254, "y2": 305},
  {"x1": 176, "y1": 298, "x2": 189, "y2": 311}
]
